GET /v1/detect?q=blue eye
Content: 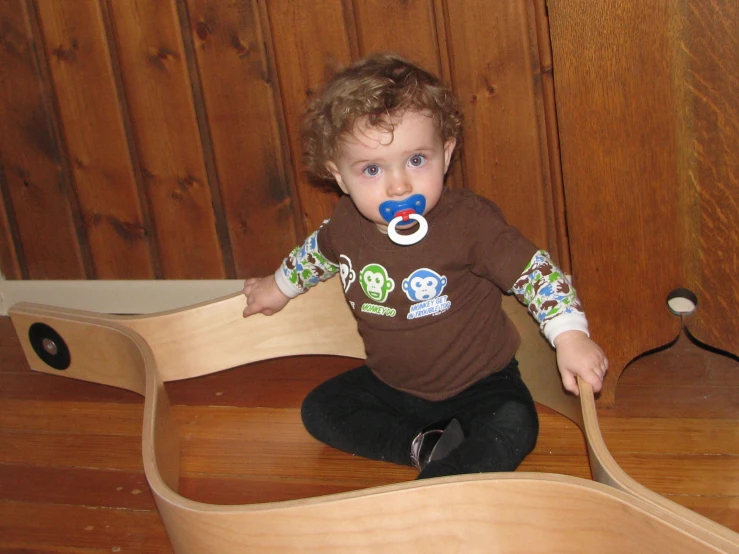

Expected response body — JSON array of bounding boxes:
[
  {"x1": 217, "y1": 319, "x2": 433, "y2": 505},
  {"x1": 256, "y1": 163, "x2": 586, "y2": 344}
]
[
  {"x1": 409, "y1": 154, "x2": 426, "y2": 167},
  {"x1": 363, "y1": 164, "x2": 380, "y2": 176}
]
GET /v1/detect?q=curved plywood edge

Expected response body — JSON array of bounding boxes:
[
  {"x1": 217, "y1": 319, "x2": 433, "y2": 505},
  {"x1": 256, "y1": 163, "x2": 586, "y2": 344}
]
[
  {"x1": 9, "y1": 304, "x2": 149, "y2": 394},
  {"x1": 152, "y1": 472, "x2": 730, "y2": 553},
  {"x1": 579, "y1": 381, "x2": 739, "y2": 552},
  {"x1": 12, "y1": 279, "x2": 366, "y2": 383},
  {"x1": 122, "y1": 279, "x2": 367, "y2": 381},
  {"x1": 9, "y1": 307, "x2": 183, "y2": 494},
  {"x1": 11, "y1": 283, "x2": 739, "y2": 552}
]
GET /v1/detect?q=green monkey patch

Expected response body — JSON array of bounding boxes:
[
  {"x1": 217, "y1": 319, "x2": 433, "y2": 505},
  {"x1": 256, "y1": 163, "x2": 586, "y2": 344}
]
[{"x1": 360, "y1": 263, "x2": 395, "y2": 303}]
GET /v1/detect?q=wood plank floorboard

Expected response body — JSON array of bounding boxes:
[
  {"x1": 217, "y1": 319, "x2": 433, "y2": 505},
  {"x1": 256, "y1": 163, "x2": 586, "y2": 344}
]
[
  {"x1": 0, "y1": 500, "x2": 170, "y2": 553},
  {"x1": 0, "y1": 464, "x2": 155, "y2": 509},
  {"x1": 599, "y1": 417, "x2": 739, "y2": 455},
  {"x1": 1, "y1": 317, "x2": 737, "y2": 552}
]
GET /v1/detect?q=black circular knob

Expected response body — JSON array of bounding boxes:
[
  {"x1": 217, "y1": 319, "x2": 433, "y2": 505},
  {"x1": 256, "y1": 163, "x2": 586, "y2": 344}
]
[{"x1": 29, "y1": 323, "x2": 71, "y2": 370}]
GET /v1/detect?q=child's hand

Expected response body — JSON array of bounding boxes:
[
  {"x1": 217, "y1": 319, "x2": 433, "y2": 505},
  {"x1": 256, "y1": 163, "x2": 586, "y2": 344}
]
[
  {"x1": 242, "y1": 275, "x2": 291, "y2": 317},
  {"x1": 552, "y1": 330, "x2": 608, "y2": 395}
]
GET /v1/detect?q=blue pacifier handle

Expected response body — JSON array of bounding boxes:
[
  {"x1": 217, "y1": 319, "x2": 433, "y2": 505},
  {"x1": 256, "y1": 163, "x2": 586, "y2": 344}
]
[{"x1": 379, "y1": 194, "x2": 426, "y2": 226}]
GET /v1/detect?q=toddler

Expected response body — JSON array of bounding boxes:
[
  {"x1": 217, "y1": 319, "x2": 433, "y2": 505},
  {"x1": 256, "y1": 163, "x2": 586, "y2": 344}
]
[{"x1": 243, "y1": 53, "x2": 608, "y2": 479}]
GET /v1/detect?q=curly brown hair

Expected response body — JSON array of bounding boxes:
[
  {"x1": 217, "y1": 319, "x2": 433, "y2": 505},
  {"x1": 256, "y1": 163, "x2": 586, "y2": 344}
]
[{"x1": 301, "y1": 53, "x2": 463, "y2": 182}]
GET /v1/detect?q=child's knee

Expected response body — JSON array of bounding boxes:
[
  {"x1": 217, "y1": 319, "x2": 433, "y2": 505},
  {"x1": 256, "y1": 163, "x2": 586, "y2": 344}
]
[
  {"x1": 300, "y1": 388, "x2": 328, "y2": 440},
  {"x1": 470, "y1": 401, "x2": 539, "y2": 462},
  {"x1": 491, "y1": 401, "x2": 539, "y2": 456}
]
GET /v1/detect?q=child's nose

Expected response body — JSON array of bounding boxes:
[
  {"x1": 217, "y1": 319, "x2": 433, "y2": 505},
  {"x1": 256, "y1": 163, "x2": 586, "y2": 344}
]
[{"x1": 387, "y1": 172, "x2": 412, "y2": 196}]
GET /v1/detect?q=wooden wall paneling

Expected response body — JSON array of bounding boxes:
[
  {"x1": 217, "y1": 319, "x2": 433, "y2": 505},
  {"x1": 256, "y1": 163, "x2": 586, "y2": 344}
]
[
  {"x1": 351, "y1": 0, "x2": 441, "y2": 72},
  {"x1": 531, "y1": 0, "x2": 570, "y2": 272},
  {"x1": 0, "y1": 0, "x2": 87, "y2": 279},
  {"x1": 263, "y1": 0, "x2": 354, "y2": 234},
  {"x1": 184, "y1": 0, "x2": 300, "y2": 278},
  {"x1": 443, "y1": 0, "x2": 558, "y2": 255},
  {"x1": 0, "y1": 0, "x2": 566, "y2": 282},
  {"x1": 0, "y1": 181, "x2": 21, "y2": 279},
  {"x1": 677, "y1": 0, "x2": 739, "y2": 357},
  {"x1": 548, "y1": 2, "x2": 686, "y2": 405},
  {"x1": 34, "y1": 0, "x2": 156, "y2": 279},
  {"x1": 106, "y1": 0, "x2": 226, "y2": 279},
  {"x1": 431, "y1": 0, "x2": 465, "y2": 193}
]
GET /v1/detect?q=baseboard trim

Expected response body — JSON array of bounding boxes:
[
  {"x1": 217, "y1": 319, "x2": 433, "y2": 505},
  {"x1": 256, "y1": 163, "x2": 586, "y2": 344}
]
[{"x1": 0, "y1": 280, "x2": 245, "y2": 316}]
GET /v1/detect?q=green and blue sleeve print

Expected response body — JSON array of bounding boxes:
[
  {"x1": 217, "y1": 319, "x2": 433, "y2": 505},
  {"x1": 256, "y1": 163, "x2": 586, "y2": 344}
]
[
  {"x1": 509, "y1": 250, "x2": 589, "y2": 346},
  {"x1": 274, "y1": 226, "x2": 339, "y2": 298}
]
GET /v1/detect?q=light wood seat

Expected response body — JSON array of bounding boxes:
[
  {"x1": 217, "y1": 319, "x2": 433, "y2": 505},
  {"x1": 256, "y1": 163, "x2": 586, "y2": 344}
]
[{"x1": 9, "y1": 279, "x2": 739, "y2": 553}]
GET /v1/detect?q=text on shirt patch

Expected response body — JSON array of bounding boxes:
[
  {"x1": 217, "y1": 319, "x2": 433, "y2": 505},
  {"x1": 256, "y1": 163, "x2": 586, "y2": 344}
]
[
  {"x1": 361, "y1": 303, "x2": 397, "y2": 317},
  {"x1": 407, "y1": 295, "x2": 451, "y2": 319}
]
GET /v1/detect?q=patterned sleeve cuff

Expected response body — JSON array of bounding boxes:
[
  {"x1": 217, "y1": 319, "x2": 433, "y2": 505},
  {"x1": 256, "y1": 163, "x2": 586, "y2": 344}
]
[
  {"x1": 274, "y1": 266, "x2": 303, "y2": 298},
  {"x1": 509, "y1": 249, "x2": 589, "y2": 346},
  {"x1": 275, "y1": 227, "x2": 339, "y2": 298},
  {"x1": 542, "y1": 312, "x2": 590, "y2": 347}
]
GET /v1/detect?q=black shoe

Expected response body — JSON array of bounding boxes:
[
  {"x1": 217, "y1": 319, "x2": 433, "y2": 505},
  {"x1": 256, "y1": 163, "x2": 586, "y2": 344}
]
[{"x1": 410, "y1": 419, "x2": 465, "y2": 471}]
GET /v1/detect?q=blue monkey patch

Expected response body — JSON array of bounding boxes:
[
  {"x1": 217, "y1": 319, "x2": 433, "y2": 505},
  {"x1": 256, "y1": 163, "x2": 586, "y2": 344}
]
[
  {"x1": 402, "y1": 268, "x2": 447, "y2": 301},
  {"x1": 403, "y1": 268, "x2": 452, "y2": 320}
]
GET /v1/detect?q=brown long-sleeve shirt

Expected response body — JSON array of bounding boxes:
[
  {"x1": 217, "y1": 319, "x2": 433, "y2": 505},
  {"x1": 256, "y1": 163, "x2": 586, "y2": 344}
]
[{"x1": 316, "y1": 188, "x2": 538, "y2": 400}]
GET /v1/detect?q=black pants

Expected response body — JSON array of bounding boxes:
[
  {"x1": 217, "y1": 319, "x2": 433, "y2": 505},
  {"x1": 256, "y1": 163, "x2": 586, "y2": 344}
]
[{"x1": 301, "y1": 358, "x2": 538, "y2": 479}]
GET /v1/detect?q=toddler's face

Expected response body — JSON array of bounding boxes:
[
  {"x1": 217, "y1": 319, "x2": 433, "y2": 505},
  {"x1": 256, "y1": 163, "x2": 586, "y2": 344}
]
[{"x1": 327, "y1": 110, "x2": 455, "y2": 234}]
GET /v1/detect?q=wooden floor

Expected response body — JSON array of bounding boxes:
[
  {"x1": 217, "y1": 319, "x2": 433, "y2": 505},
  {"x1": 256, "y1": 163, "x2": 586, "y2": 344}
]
[{"x1": 0, "y1": 316, "x2": 736, "y2": 553}]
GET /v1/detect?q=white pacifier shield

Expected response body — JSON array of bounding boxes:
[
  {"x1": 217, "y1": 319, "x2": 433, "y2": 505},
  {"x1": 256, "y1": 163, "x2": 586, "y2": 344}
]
[{"x1": 387, "y1": 213, "x2": 428, "y2": 246}]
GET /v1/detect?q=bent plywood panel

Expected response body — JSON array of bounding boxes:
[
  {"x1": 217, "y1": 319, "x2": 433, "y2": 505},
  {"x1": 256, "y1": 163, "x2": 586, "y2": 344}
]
[
  {"x1": 9, "y1": 279, "x2": 739, "y2": 553},
  {"x1": 11, "y1": 279, "x2": 581, "y2": 425},
  {"x1": 153, "y1": 475, "x2": 731, "y2": 554}
]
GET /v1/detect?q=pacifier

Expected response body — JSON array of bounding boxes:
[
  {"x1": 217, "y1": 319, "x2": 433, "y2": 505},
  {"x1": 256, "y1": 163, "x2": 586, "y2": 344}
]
[{"x1": 379, "y1": 194, "x2": 428, "y2": 246}]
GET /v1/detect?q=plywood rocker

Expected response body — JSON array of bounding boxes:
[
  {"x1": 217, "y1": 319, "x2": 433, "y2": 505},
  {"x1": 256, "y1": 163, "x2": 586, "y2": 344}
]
[{"x1": 9, "y1": 279, "x2": 739, "y2": 553}]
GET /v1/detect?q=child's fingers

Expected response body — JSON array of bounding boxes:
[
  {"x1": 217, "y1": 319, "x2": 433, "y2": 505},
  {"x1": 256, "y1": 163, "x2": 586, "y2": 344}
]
[
  {"x1": 242, "y1": 277, "x2": 260, "y2": 295},
  {"x1": 560, "y1": 371, "x2": 580, "y2": 396},
  {"x1": 242, "y1": 295, "x2": 262, "y2": 318},
  {"x1": 582, "y1": 369, "x2": 604, "y2": 393}
]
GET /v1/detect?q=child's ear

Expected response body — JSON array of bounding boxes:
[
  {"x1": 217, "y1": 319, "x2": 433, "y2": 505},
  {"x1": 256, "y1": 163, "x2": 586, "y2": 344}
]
[
  {"x1": 443, "y1": 138, "x2": 457, "y2": 174},
  {"x1": 326, "y1": 162, "x2": 349, "y2": 194}
]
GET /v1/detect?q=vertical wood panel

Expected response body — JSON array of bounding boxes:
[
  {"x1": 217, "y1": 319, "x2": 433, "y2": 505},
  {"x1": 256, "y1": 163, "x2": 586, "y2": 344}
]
[
  {"x1": 551, "y1": 0, "x2": 739, "y2": 405},
  {"x1": 35, "y1": 0, "x2": 155, "y2": 279},
  {"x1": 264, "y1": 0, "x2": 353, "y2": 234},
  {"x1": 0, "y1": 0, "x2": 86, "y2": 279},
  {"x1": 0, "y1": 180, "x2": 21, "y2": 279},
  {"x1": 548, "y1": 2, "x2": 687, "y2": 405},
  {"x1": 185, "y1": 0, "x2": 299, "y2": 278},
  {"x1": 679, "y1": 0, "x2": 739, "y2": 358},
  {"x1": 444, "y1": 0, "x2": 553, "y2": 251},
  {"x1": 531, "y1": 0, "x2": 570, "y2": 272},
  {"x1": 352, "y1": 0, "x2": 440, "y2": 72},
  {"x1": 107, "y1": 0, "x2": 226, "y2": 279}
]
